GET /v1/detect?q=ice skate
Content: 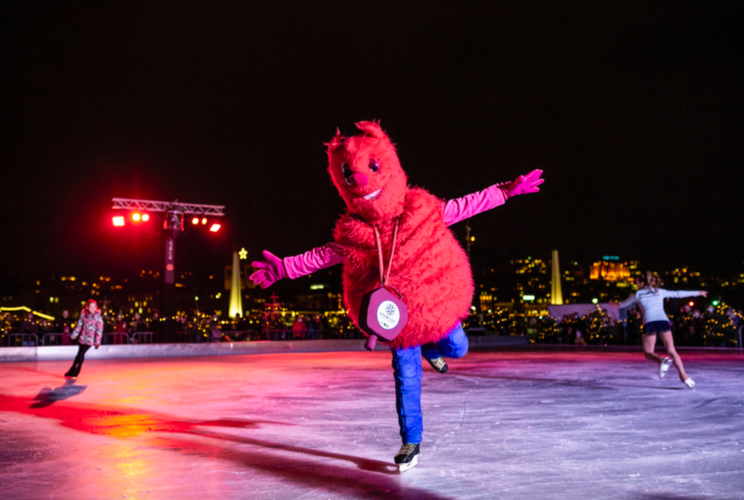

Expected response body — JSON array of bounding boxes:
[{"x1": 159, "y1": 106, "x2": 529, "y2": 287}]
[
  {"x1": 426, "y1": 356, "x2": 448, "y2": 374},
  {"x1": 683, "y1": 378, "x2": 695, "y2": 389},
  {"x1": 659, "y1": 357, "x2": 672, "y2": 379},
  {"x1": 394, "y1": 443, "x2": 420, "y2": 473}
]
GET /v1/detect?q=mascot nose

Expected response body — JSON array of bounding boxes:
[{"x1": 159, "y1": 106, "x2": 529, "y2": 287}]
[{"x1": 350, "y1": 172, "x2": 368, "y2": 187}]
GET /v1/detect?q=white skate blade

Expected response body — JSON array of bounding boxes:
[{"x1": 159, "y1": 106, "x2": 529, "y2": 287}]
[
  {"x1": 659, "y1": 358, "x2": 672, "y2": 379},
  {"x1": 398, "y1": 455, "x2": 419, "y2": 473}
]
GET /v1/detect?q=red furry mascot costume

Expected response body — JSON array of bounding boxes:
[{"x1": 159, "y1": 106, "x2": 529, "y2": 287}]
[
  {"x1": 328, "y1": 122, "x2": 473, "y2": 349},
  {"x1": 251, "y1": 121, "x2": 543, "y2": 472}
]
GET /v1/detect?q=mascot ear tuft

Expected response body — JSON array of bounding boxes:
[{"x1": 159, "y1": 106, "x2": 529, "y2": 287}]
[
  {"x1": 325, "y1": 128, "x2": 345, "y2": 153},
  {"x1": 355, "y1": 120, "x2": 388, "y2": 140}
]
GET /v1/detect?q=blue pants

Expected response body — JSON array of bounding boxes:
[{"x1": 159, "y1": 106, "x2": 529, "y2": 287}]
[{"x1": 391, "y1": 323, "x2": 469, "y2": 444}]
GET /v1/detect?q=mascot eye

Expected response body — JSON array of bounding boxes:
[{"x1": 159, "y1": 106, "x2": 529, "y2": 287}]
[
  {"x1": 369, "y1": 159, "x2": 379, "y2": 173},
  {"x1": 342, "y1": 163, "x2": 353, "y2": 185}
]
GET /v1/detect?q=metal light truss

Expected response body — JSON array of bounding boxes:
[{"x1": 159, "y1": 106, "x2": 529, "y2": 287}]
[{"x1": 112, "y1": 198, "x2": 225, "y2": 216}]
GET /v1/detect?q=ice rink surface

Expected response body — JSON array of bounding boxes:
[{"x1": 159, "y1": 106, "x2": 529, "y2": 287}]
[{"x1": 1, "y1": 347, "x2": 743, "y2": 500}]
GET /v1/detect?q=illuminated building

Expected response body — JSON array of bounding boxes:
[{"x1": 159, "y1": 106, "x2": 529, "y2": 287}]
[
  {"x1": 479, "y1": 292, "x2": 495, "y2": 312},
  {"x1": 589, "y1": 257, "x2": 637, "y2": 286},
  {"x1": 510, "y1": 256, "x2": 550, "y2": 304}
]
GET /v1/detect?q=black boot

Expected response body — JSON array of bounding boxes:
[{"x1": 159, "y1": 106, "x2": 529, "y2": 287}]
[
  {"x1": 394, "y1": 443, "x2": 420, "y2": 473},
  {"x1": 425, "y1": 356, "x2": 448, "y2": 374}
]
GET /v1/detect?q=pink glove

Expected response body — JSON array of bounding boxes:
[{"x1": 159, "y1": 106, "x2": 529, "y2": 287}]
[
  {"x1": 250, "y1": 250, "x2": 287, "y2": 289},
  {"x1": 503, "y1": 169, "x2": 544, "y2": 197}
]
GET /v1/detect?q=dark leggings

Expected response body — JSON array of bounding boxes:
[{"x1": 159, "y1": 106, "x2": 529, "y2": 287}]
[{"x1": 68, "y1": 344, "x2": 91, "y2": 374}]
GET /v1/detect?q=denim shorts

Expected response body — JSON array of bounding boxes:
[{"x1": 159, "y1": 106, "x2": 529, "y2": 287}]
[{"x1": 644, "y1": 320, "x2": 672, "y2": 335}]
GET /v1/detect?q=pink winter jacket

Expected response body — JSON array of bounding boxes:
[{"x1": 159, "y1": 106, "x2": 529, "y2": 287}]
[
  {"x1": 71, "y1": 311, "x2": 104, "y2": 346},
  {"x1": 282, "y1": 183, "x2": 508, "y2": 279}
]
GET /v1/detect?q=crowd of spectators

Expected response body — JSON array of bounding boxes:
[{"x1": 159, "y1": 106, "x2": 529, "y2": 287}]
[
  {"x1": 1, "y1": 306, "x2": 368, "y2": 346},
  {"x1": 463, "y1": 301, "x2": 743, "y2": 348},
  {"x1": 2, "y1": 310, "x2": 75, "y2": 346},
  {"x1": 2, "y1": 301, "x2": 742, "y2": 347},
  {"x1": 532, "y1": 303, "x2": 744, "y2": 347}
]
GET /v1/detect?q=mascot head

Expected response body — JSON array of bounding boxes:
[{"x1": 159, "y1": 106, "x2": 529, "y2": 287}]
[{"x1": 327, "y1": 121, "x2": 408, "y2": 221}]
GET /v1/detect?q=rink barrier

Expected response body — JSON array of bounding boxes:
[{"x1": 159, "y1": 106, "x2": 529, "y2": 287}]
[
  {"x1": 0, "y1": 334, "x2": 528, "y2": 362},
  {"x1": 131, "y1": 331, "x2": 154, "y2": 343},
  {"x1": 6, "y1": 333, "x2": 38, "y2": 347},
  {"x1": 41, "y1": 333, "x2": 67, "y2": 346}
]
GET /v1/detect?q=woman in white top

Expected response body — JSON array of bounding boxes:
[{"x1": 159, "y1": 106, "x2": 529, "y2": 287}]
[{"x1": 619, "y1": 271, "x2": 706, "y2": 388}]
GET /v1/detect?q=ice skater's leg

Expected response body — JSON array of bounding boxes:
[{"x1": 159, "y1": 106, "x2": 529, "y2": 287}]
[
  {"x1": 422, "y1": 323, "x2": 468, "y2": 374},
  {"x1": 642, "y1": 334, "x2": 662, "y2": 363},
  {"x1": 423, "y1": 323, "x2": 469, "y2": 360},
  {"x1": 72, "y1": 344, "x2": 91, "y2": 376},
  {"x1": 66, "y1": 344, "x2": 85, "y2": 376},
  {"x1": 658, "y1": 330, "x2": 690, "y2": 382},
  {"x1": 391, "y1": 345, "x2": 423, "y2": 445}
]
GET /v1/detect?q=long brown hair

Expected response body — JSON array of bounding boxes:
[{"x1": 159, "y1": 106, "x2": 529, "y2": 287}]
[{"x1": 637, "y1": 270, "x2": 664, "y2": 292}]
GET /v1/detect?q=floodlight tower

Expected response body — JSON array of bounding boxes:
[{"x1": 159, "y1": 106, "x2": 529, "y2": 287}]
[{"x1": 111, "y1": 198, "x2": 225, "y2": 329}]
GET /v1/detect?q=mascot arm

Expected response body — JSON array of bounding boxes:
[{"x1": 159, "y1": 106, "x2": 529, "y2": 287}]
[
  {"x1": 283, "y1": 243, "x2": 346, "y2": 279},
  {"x1": 442, "y1": 169, "x2": 543, "y2": 226},
  {"x1": 442, "y1": 183, "x2": 507, "y2": 226},
  {"x1": 250, "y1": 244, "x2": 346, "y2": 288}
]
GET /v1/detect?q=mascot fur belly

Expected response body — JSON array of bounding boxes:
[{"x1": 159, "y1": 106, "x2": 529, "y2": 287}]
[{"x1": 334, "y1": 190, "x2": 473, "y2": 349}]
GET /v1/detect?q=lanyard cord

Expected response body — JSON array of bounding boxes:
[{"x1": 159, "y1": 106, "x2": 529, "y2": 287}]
[{"x1": 373, "y1": 220, "x2": 399, "y2": 287}]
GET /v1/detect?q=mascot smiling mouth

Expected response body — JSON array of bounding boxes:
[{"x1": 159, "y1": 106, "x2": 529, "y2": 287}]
[{"x1": 358, "y1": 173, "x2": 391, "y2": 200}]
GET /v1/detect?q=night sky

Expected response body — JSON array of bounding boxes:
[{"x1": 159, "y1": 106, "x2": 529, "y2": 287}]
[{"x1": 1, "y1": 1, "x2": 741, "y2": 281}]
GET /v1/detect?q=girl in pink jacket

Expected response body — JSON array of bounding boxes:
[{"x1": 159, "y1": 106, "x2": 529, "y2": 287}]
[{"x1": 65, "y1": 299, "x2": 103, "y2": 379}]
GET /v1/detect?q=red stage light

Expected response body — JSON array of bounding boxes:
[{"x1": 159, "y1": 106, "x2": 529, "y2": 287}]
[
  {"x1": 112, "y1": 216, "x2": 125, "y2": 227},
  {"x1": 201, "y1": 218, "x2": 208, "y2": 225},
  {"x1": 132, "y1": 213, "x2": 141, "y2": 222},
  {"x1": 689, "y1": 301, "x2": 694, "y2": 307},
  {"x1": 209, "y1": 223, "x2": 221, "y2": 232},
  {"x1": 192, "y1": 217, "x2": 199, "y2": 225},
  {"x1": 142, "y1": 213, "x2": 150, "y2": 222}
]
